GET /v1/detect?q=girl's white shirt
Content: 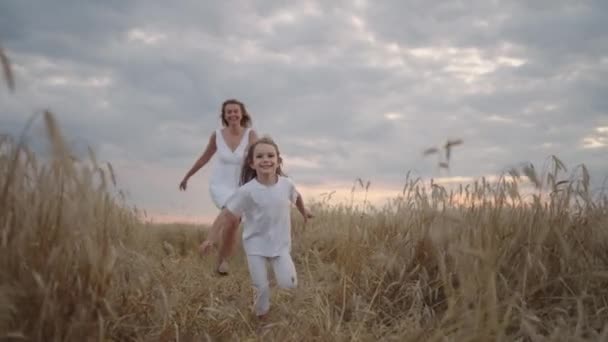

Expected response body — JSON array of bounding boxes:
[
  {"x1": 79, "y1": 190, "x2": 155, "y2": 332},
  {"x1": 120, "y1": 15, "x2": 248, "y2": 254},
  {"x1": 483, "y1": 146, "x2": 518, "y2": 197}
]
[
  {"x1": 208, "y1": 127, "x2": 251, "y2": 208},
  {"x1": 225, "y1": 176, "x2": 299, "y2": 257}
]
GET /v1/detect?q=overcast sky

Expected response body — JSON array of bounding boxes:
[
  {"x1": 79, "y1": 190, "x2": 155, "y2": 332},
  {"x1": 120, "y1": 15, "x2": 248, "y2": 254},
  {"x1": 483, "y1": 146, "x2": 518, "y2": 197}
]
[{"x1": 1, "y1": 0, "x2": 607, "y2": 223}]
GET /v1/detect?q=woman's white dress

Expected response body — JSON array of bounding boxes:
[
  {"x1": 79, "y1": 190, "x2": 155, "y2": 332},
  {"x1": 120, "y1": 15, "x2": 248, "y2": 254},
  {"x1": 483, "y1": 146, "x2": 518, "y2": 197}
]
[{"x1": 209, "y1": 127, "x2": 252, "y2": 209}]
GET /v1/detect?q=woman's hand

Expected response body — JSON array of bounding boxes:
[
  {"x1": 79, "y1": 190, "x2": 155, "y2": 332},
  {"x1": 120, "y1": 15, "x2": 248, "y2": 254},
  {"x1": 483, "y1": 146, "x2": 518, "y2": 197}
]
[
  {"x1": 199, "y1": 240, "x2": 215, "y2": 255},
  {"x1": 179, "y1": 178, "x2": 188, "y2": 191}
]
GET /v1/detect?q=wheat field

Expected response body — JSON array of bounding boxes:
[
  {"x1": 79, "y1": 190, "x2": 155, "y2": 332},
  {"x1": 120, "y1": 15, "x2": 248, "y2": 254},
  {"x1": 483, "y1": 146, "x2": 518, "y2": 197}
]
[
  {"x1": 1, "y1": 111, "x2": 607, "y2": 341},
  {"x1": 2, "y1": 48, "x2": 608, "y2": 341}
]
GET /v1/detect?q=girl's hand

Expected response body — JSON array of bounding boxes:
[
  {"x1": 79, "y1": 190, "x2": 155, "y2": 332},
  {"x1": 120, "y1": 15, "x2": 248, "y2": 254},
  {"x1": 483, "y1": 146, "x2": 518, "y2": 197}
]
[
  {"x1": 302, "y1": 209, "x2": 314, "y2": 224},
  {"x1": 179, "y1": 178, "x2": 188, "y2": 191}
]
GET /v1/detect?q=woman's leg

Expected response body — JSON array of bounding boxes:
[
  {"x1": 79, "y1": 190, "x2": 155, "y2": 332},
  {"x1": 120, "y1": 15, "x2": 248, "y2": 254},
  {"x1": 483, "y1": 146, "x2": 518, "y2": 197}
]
[{"x1": 216, "y1": 216, "x2": 240, "y2": 274}]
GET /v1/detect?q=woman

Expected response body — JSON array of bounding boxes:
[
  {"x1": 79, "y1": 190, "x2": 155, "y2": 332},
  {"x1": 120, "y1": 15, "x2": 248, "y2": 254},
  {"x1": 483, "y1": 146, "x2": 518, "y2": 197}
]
[{"x1": 179, "y1": 98, "x2": 258, "y2": 275}]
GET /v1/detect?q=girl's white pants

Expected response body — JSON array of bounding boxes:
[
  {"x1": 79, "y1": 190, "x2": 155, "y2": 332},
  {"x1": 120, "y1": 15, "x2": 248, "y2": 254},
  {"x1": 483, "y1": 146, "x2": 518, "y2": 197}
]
[{"x1": 246, "y1": 253, "x2": 297, "y2": 316}]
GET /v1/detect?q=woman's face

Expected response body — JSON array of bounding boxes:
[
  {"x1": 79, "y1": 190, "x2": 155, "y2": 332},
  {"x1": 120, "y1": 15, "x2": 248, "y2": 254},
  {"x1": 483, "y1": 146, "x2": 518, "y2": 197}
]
[{"x1": 223, "y1": 103, "x2": 243, "y2": 126}]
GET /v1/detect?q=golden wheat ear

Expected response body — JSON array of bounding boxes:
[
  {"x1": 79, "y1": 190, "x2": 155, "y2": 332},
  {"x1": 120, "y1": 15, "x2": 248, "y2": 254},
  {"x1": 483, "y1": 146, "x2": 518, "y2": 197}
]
[{"x1": 0, "y1": 46, "x2": 15, "y2": 92}]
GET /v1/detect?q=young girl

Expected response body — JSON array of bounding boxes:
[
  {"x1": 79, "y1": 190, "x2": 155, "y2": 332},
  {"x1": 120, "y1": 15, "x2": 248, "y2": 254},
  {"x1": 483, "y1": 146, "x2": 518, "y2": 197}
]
[
  {"x1": 201, "y1": 136, "x2": 313, "y2": 319},
  {"x1": 179, "y1": 99, "x2": 258, "y2": 275}
]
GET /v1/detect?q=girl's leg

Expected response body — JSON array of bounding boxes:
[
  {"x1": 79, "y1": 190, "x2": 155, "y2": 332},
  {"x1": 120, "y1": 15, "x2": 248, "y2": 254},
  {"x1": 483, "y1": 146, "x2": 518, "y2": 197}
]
[
  {"x1": 246, "y1": 255, "x2": 271, "y2": 317},
  {"x1": 267, "y1": 254, "x2": 297, "y2": 319},
  {"x1": 271, "y1": 253, "x2": 298, "y2": 289}
]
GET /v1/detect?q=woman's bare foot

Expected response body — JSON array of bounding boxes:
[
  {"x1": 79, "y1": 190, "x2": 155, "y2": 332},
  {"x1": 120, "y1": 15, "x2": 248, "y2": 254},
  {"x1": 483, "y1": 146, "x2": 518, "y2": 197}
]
[{"x1": 216, "y1": 259, "x2": 229, "y2": 276}]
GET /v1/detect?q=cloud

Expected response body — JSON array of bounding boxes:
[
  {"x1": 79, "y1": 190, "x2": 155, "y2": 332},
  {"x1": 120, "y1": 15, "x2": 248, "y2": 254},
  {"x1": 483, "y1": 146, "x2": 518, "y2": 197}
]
[{"x1": 1, "y1": 0, "x2": 607, "y2": 222}]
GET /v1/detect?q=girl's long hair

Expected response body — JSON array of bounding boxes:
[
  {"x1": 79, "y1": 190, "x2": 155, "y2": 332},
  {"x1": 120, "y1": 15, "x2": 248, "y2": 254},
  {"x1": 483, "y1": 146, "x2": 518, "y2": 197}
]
[
  {"x1": 220, "y1": 99, "x2": 252, "y2": 128},
  {"x1": 240, "y1": 136, "x2": 286, "y2": 186}
]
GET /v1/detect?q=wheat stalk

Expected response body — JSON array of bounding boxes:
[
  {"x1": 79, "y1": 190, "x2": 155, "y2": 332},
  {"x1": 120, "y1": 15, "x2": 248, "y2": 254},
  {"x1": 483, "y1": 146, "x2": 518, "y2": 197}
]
[{"x1": 0, "y1": 46, "x2": 15, "y2": 92}]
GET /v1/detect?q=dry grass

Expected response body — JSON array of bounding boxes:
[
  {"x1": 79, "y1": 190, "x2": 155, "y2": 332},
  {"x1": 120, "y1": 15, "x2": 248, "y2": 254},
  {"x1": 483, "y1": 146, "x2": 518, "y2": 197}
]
[
  {"x1": 1, "y1": 112, "x2": 607, "y2": 341},
  {"x1": 0, "y1": 45, "x2": 15, "y2": 92}
]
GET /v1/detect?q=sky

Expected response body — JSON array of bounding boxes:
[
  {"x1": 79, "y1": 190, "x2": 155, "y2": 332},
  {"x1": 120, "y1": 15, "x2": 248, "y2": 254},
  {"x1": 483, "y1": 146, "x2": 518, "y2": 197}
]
[{"x1": 1, "y1": 0, "x2": 607, "y2": 223}]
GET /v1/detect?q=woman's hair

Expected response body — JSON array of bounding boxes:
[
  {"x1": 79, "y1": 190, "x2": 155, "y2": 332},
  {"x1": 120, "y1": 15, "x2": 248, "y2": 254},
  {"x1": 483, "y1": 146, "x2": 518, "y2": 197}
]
[
  {"x1": 220, "y1": 99, "x2": 252, "y2": 127},
  {"x1": 240, "y1": 136, "x2": 286, "y2": 185}
]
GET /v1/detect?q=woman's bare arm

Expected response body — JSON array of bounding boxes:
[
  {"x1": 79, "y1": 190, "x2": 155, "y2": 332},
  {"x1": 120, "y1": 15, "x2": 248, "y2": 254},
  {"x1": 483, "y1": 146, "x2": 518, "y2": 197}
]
[
  {"x1": 179, "y1": 132, "x2": 217, "y2": 190},
  {"x1": 247, "y1": 129, "x2": 259, "y2": 149}
]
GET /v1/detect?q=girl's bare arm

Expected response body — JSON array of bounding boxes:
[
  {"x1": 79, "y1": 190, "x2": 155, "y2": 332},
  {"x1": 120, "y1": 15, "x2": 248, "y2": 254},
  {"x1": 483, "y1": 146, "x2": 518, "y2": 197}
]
[{"x1": 295, "y1": 194, "x2": 313, "y2": 222}]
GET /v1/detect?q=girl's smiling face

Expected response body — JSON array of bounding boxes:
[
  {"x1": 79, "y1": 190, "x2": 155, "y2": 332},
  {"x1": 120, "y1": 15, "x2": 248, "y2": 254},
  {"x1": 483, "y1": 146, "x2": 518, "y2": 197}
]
[{"x1": 250, "y1": 143, "x2": 279, "y2": 178}]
